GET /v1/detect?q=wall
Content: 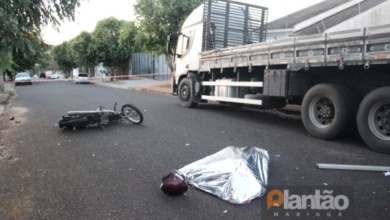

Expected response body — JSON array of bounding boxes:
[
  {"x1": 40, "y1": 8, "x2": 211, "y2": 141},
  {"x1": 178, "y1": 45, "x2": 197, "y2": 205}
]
[
  {"x1": 131, "y1": 53, "x2": 171, "y2": 81},
  {"x1": 266, "y1": 30, "x2": 292, "y2": 41},
  {"x1": 326, "y1": 1, "x2": 390, "y2": 32}
]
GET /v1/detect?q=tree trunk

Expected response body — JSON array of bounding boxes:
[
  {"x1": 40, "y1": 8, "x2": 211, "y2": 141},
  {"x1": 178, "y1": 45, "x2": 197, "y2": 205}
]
[
  {"x1": 165, "y1": 53, "x2": 174, "y2": 72},
  {"x1": 0, "y1": 85, "x2": 4, "y2": 93}
]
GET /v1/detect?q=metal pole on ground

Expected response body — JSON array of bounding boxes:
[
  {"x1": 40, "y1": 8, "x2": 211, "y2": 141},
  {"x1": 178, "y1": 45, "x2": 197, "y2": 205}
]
[{"x1": 317, "y1": 163, "x2": 390, "y2": 172}]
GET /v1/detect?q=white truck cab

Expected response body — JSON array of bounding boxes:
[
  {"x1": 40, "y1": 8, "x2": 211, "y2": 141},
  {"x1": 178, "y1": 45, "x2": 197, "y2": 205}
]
[
  {"x1": 171, "y1": 4, "x2": 204, "y2": 84},
  {"x1": 168, "y1": 0, "x2": 268, "y2": 95}
]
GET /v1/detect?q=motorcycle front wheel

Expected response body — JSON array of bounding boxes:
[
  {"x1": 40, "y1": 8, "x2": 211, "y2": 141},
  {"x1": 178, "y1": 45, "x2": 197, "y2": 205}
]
[{"x1": 121, "y1": 104, "x2": 144, "y2": 124}]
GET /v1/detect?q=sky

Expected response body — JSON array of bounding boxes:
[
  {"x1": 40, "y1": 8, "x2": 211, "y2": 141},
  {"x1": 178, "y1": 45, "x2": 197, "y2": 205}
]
[{"x1": 42, "y1": 0, "x2": 324, "y2": 46}]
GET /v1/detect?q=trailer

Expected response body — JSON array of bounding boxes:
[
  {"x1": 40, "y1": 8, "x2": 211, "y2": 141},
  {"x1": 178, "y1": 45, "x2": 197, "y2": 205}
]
[{"x1": 168, "y1": 0, "x2": 390, "y2": 153}]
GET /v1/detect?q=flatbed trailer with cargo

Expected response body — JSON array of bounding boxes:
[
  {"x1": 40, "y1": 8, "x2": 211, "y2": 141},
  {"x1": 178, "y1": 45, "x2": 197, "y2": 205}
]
[{"x1": 168, "y1": 0, "x2": 390, "y2": 153}]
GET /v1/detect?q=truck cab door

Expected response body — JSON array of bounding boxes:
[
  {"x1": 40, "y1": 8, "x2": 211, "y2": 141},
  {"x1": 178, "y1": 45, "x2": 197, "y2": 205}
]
[{"x1": 174, "y1": 32, "x2": 193, "y2": 75}]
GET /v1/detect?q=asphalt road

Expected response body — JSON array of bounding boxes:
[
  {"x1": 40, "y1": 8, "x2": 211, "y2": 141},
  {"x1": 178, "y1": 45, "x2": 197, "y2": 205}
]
[{"x1": 0, "y1": 81, "x2": 389, "y2": 220}]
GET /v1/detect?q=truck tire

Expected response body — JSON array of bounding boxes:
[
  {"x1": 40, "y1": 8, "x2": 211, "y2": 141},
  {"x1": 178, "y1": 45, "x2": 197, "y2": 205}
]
[
  {"x1": 178, "y1": 78, "x2": 198, "y2": 108},
  {"x1": 302, "y1": 84, "x2": 357, "y2": 140},
  {"x1": 357, "y1": 87, "x2": 390, "y2": 153}
]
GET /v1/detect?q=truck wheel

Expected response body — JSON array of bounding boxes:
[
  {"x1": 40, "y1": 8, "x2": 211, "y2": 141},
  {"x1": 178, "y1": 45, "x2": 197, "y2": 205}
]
[
  {"x1": 302, "y1": 84, "x2": 357, "y2": 140},
  {"x1": 178, "y1": 78, "x2": 198, "y2": 108},
  {"x1": 357, "y1": 87, "x2": 390, "y2": 153}
]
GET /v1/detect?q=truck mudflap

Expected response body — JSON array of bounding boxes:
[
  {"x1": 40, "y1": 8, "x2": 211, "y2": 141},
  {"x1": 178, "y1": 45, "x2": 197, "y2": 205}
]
[
  {"x1": 188, "y1": 72, "x2": 203, "y2": 103},
  {"x1": 171, "y1": 75, "x2": 178, "y2": 96}
]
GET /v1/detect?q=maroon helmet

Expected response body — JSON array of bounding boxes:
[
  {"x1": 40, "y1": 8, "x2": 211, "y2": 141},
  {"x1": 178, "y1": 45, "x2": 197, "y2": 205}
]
[{"x1": 160, "y1": 170, "x2": 188, "y2": 196}]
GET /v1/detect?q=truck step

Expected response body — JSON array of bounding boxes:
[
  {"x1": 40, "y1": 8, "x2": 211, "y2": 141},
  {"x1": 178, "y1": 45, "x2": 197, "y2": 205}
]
[
  {"x1": 244, "y1": 94, "x2": 287, "y2": 109},
  {"x1": 201, "y1": 95, "x2": 263, "y2": 106}
]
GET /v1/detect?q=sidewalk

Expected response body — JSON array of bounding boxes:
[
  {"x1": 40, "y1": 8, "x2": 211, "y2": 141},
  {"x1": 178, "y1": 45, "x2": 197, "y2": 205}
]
[
  {"x1": 91, "y1": 78, "x2": 171, "y2": 95},
  {"x1": 0, "y1": 82, "x2": 15, "y2": 115}
]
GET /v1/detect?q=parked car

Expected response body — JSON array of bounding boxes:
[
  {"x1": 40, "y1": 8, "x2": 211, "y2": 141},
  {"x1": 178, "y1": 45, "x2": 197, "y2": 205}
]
[
  {"x1": 39, "y1": 73, "x2": 46, "y2": 78},
  {"x1": 15, "y1": 72, "x2": 32, "y2": 86},
  {"x1": 50, "y1": 73, "x2": 65, "y2": 79},
  {"x1": 73, "y1": 73, "x2": 90, "y2": 84}
]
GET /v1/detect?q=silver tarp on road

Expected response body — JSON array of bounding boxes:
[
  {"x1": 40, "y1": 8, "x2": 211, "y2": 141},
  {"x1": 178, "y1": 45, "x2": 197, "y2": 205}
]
[{"x1": 179, "y1": 146, "x2": 269, "y2": 204}]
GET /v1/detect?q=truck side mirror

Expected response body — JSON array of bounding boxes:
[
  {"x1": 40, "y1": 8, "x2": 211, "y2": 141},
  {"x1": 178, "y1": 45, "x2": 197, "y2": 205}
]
[
  {"x1": 167, "y1": 34, "x2": 183, "y2": 58},
  {"x1": 167, "y1": 34, "x2": 176, "y2": 56}
]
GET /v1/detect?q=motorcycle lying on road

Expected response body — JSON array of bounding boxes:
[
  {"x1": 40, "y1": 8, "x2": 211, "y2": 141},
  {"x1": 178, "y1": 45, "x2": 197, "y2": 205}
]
[{"x1": 58, "y1": 103, "x2": 143, "y2": 130}]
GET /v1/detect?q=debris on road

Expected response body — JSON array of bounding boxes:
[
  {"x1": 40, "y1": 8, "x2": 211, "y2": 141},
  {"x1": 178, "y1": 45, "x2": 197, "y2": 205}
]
[
  {"x1": 160, "y1": 170, "x2": 188, "y2": 196},
  {"x1": 317, "y1": 163, "x2": 390, "y2": 172},
  {"x1": 384, "y1": 172, "x2": 390, "y2": 177},
  {"x1": 177, "y1": 146, "x2": 269, "y2": 204}
]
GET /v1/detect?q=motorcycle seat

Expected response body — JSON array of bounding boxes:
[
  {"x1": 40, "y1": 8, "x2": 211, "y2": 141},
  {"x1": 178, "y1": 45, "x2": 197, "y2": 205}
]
[{"x1": 68, "y1": 110, "x2": 99, "y2": 116}]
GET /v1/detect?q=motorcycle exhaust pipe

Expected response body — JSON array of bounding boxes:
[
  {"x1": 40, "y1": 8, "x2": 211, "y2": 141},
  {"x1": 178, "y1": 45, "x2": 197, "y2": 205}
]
[{"x1": 59, "y1": 117, "x2": 89, "y2": 128}]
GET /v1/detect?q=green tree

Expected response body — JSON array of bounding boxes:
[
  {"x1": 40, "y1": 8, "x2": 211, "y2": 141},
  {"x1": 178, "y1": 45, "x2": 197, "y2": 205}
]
[
  {"x1": 119, "y1": 21, "x2": 139, "y2": 53},
  {"x1": 134, "y1": 0, "x2": 203, "y2": 70},
  {"x1": 52, "y1": 42, "x2": 77, "y2": 74},
  {"x1": 0, "y1": 51, "x2": 13, "y2": 73},
  {"x1": 31, "y1": 50, "x2": 52, "y2": 75},
  {"x1": 0, "y1": 51, "x2": 13, "y2": 90},
  {"x1": 0, "y1": 0, "x2": 83, "y2": 55},
  {"x1": 93, "y1": 17, "x2": 133, "y2": 79},
  {"x1": 1, "y1": 0, "x2": 81, "y2": 89},
  {"x1": 71, "y1": 31, "x2": 98, "y2": 74},
  {"x1": 11, "y1": 33, "x2": 50, "y2": 72}
]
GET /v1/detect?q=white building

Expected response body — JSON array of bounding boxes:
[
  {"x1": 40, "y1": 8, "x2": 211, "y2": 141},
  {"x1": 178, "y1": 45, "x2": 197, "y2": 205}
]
[{"x1": 266, "y1": 0, "x2": 389, "y2": 41}]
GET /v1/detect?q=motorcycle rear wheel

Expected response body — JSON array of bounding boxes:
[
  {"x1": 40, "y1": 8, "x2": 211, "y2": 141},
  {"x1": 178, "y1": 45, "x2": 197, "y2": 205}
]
[{"x1": 121, "y1": 104, "x2": 143, "y2": 124}]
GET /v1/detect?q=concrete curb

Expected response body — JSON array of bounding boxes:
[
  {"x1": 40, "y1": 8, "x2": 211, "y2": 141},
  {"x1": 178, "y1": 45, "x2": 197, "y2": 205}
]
[{"x1": 132, "y1": 82, "x2": 171, "y2": 95}]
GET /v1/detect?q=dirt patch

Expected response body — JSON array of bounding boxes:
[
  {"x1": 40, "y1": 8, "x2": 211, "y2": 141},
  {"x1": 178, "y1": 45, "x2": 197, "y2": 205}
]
[
  {"x1": 8, "y1": 106, "x2": 28, "y2": 125},
  {"x1": 0, "y1": 106, "x2": 28, "y2": 162},
  {"x1": 0, "y1": 93, "x2": 9, "y2": 104},
  {"x1": 0, "y1": 113, "x2": 12, "y2": 161},
  {"x1": 0, "y1": 144, "x2": 12, "y2": 160}
]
